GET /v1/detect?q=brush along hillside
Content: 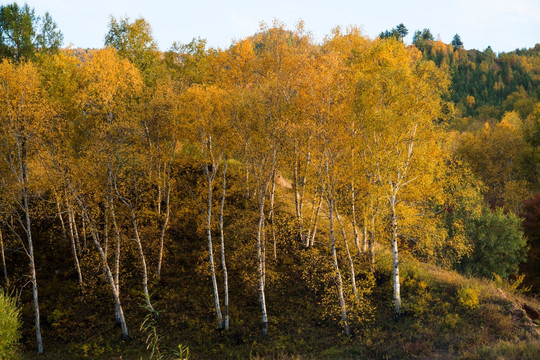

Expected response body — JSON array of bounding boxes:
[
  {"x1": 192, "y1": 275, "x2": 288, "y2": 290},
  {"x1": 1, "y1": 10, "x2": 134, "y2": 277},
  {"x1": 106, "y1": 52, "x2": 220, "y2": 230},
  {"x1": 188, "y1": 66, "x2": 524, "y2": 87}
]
[
  {"x1": 12, "y1": 162, "x2": 540, "y2": 359},
  {"x1": 0, "y1": 5, "x2": 539, "y2": 360}
]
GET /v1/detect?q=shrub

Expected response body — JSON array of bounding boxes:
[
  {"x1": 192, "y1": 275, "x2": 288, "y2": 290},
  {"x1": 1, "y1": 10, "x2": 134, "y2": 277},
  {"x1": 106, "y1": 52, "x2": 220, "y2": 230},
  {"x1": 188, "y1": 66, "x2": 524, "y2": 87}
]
[
  {"x1": 0, "y1": 290, "x2": 21, "y2": 359},
  {"x1": 460, "y1": 208, "x2": 527, "y2": 279},
  {"x1": 457, "y1": 285, "x2": 480, "y2": 310}
]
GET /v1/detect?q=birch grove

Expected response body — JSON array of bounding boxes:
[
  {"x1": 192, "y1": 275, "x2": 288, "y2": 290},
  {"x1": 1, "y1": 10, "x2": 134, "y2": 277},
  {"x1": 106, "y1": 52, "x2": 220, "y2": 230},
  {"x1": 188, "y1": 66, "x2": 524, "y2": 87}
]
[{"x1": 0, "y1": 18, "x2": 462, "y2": 353}]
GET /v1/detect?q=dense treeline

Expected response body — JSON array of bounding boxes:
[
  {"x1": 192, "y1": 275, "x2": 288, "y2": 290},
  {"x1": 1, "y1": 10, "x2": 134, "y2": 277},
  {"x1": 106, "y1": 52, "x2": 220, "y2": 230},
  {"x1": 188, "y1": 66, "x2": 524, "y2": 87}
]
[
  {"x1": 0, "y1": 6, "x2": 538, "y2": 359},
  {"x1": 413, "y1": 33, "x2": 540, "y2": 118}
]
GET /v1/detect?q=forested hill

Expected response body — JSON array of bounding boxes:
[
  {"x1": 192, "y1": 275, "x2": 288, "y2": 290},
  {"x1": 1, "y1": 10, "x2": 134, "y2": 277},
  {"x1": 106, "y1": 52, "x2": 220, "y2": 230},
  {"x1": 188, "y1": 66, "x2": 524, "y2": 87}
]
[
  {"x1": 0, "y1": 5, "x2": 539, "y2": 359},
  {"x1": 419, "y1": 41, "x2": 540, "y2": 118}
]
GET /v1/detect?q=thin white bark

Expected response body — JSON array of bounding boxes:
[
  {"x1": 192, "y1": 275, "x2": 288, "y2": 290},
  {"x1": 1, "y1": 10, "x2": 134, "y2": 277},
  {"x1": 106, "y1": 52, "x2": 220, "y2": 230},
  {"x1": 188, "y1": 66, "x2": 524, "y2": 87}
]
[
  {"x1": 108, "y1": 195, "x2": 122, "y2": 323},
  {"x1": 201, "y1": 133, "x2": 224, "y2": 329},
  {"x1": 293, "y1": 147, "x2": 304, "y2": 244},
  {"x1": 362, "y1": 214, "x2": 368, "y2": 253},
  {"x1": 257, "y1": 185, "x2": 269, "y2": 336},
  {"x1": 205, "y1": 173, "x2": 223, "y2": 328},
  {"x1": 369, "y1": 214, "x2": 376, "y2": 274},
  {"x1": 19, "y1": 139, "x2": 43, "y2": 354},
  {"x1": 308, "y1": 189, "x2": 323, "y2": 248},
  {"x1": 220, "y1": 162, "x2": 229, "y2": 330},
  {"x1": 390, "y1": 196, "x2": 401, "y2": 315},
  {"x1": 113, "y1": 170, "x2": 155, "y2": 313},
  {"x1": 0, "y1": 227, "x2": 8, "y2": 287},
  {"x1": 65, "y1": 197, "x2": 83, "y2": 287},
  {"x1": 71, "y1": 188, "x2": 129, "y2": 339},
  {"x1": 350, "y1": 182, "x2": 361, "y2": 257},
  {"x1": 325, "y1": 158, "x2": 350, "y2": 336},
  {"x1": 81, "y1": 216, "x2": 87, "y2": 254},
  {"x1": 71, "y1": 207, "x2": 81, "y2": 255},
  {"x1": 293, "y1": 146, "x2": 311, "y2": 247},
  {"x1": 103, "y1": 202, "x2": 109, "y2": 263},
  {"x1": 327, "y1": 193, "x2": 350, "y2": 336},
  {"x1": 335, "y1": 207, "x2": 359, "y2": 302},
  {"x1": 129, "y1": 206, "x2": 155, "y2": 313},
  {"x1": 156, "y1": 161, "x2": 171, "y2": 278},
  {"x1": 269, "y1": 169, "x2": 277, "y2": 260}
]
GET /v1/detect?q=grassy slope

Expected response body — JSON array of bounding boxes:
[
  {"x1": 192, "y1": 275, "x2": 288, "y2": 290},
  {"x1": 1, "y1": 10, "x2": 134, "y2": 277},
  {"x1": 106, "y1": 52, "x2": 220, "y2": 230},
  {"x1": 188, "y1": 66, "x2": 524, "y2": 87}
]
[{"x1": 19, "y1": 168, "x2": 540, "y2": 359}]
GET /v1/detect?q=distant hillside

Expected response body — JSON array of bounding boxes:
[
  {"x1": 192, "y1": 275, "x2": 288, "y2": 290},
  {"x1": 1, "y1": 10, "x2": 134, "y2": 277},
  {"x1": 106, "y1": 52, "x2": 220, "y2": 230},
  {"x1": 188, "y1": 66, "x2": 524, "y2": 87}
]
[{"x1": 416, "y1": 41, "x2": 540, "y2": 118}]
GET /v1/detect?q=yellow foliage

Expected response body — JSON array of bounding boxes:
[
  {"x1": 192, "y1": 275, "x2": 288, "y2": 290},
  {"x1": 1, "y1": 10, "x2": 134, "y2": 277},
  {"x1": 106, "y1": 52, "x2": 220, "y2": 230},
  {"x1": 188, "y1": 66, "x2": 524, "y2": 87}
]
[{"x1": 457, "y1": 285, "x2": 480, "y2": 310}]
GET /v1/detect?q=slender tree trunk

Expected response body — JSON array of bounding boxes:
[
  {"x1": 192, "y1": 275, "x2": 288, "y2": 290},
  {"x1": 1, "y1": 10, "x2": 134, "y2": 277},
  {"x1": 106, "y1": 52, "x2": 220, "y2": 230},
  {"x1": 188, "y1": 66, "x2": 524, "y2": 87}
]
[
  {"x1": 0, "y1": 227, "x2": 8, "y2": 287},
  {"x1": 157, "y1": 164, "x2": 162, "y2": 216},
  {"x1": 245, "y1": 163, "x2": 250, "y2": 199},
  {"x1": 390, "y1": 196, "x2": 401, "y2": 315},
  {"x1": 81, "y1": 216, "x2": 87, "y2": 254},
  {"x1": 109, "y1": 197, "x2": 122, "y2": 323},
  {"x1": 308, "y1": 190, "x2": 323, "y2": 248},
  {"x1": 300, "y1": 153, "x2": 309, "y2": 220},
  {"x1": 113, "y1": 167, "x2": 155, "y2": 313},
  {"x1": 220, "y1": 162, "x2": 229, "y2": 330},
  {"x1": 201, "y1": 132, "x2": 224, "y2": 329},
  {"x1": 324, "y1": 154, "x2": 350, "y2": 336},
  {"x1": 269, "y1": 169, "x2": 277, "y2": 260},
  {"x1": 362, "y1": 212, "x2": 368, "y2": 253},
  {"x1": 91, "y1": 222, "x2": 128, "y2": 338},
  {"x1": 336, "y1": 207, "x2": 359, "y2": 302},
  {"x1": 351, "y1": 182, "x2": 361, "y2": 256},
  {"x1": 71, "y1": 207, "x2": 82, "y2": 255},
  {"x1": 156, "y1": 163, "x2": 171, "y2": 278},
  {"x1": 327, "y1": 193, "x2": 350, "y2": 336},
  {"x1": 128, "y1": 206, "x2": 155, "y2": 313},
  {"x1": 73, "y1": 192, "x2": 129, "y2": 339},
  {"x1": 65, "y1": 199, "x2": 83, "y2": 287},
  {"x1": 293, "y1": 148, "x2": 305, "y2": 245},
  {"x1": 25, "y1": 200, "x2": 43, "y2": 354},
  {"x1": 205, "y1": 174, "x2": 223, "y2": 328},
  {"x1": 103, "y1": 203, "x2": 109, "y2": 263},
  {"x1": 257, "y1": 186, "x2": 269, "y2": 336},
  {"x1": 369, "y1": 213, "x2": 376, "y2": 274},
  {"x1": 18, "y1": 141, "x2": 43, "y2": 354}
]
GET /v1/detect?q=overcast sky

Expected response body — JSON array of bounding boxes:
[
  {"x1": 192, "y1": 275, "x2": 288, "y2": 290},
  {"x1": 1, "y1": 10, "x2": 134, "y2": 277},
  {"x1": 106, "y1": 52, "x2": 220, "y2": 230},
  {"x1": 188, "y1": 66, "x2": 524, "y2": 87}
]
[{"x1": 9, "y1": 0, "x2": 540, "y2": 53}]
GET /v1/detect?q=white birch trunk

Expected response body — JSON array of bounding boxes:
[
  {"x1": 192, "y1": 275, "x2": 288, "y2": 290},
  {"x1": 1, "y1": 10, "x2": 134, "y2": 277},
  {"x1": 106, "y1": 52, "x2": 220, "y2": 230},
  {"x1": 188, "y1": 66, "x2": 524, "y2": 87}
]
[
  {"x1": 362, "y1": 215, "x2": 368, "y2": 253},
  {"x1": 336, "y1": 208, "x2": 359, "y2": 302},
  {"x1": 75, "y1": 197, "x2": 129, "y2": 339},
  {"x1": 0, "y1": 227, "x2": 9, "y2": 287},
  {"x1": 327, "y1": 193, "x2": 350, "y2": 336},
  {"x1": 81, "y1": 216, "x2": 87, "y2": 254},
  {"x1": 308, "y1": 190, "x2": 323, "y2": 248},
  {"x1": 206, "y1": 176, "x2": 223, "y2": 328},
  {"x1": 109, "y1": 199, "x2": 122, "y2": 323},
  {"x1": 128, "y1": 206, "x2": 155, "y2": 313},
  {"x1": 293, "y1": 149, "x2": 305, "y2": 245},
  {"x1": 220, "y1": 162, "x2": 229, "y2": 330},
  {"x1": 201, "y1": 133, "x2": 224, "y2": 329},
  {"x1": 257, "y1": 187, "x2": 268, "y2": 336},
  {"x1": 350, "y1": 182, "x2": 361, "y2": 257},
  {"x1": 18, "y1": 140, "x2": 43, "y2": 354},
  {"x1": 113, "y1": 168, "x2": 155, "y2": 313},
  {"x1": 71, "y1": 207, "x2": 82, "y2": 255},
  {"x1": 156, "y1": 162, "x2": 171, "y2": 278},
  {"x1": 65, "y1": 199, "x2": 83, "y2": 287},
  {"x1": 390, "y1": 196, "x2": 401, "y2": 315},
  {"x1": 369, "y1": 214, "x2": 376, "y2": 274},
  {"x1": 269, "y1": 170, "x2": 277, "y2": 260}
]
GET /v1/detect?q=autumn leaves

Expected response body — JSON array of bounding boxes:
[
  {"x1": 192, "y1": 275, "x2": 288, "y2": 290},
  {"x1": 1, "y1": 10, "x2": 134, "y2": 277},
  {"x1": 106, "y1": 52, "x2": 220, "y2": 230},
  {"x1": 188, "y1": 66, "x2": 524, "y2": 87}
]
[{"x1": 0, "y1": 18, "x2": 454, "y2": 349}]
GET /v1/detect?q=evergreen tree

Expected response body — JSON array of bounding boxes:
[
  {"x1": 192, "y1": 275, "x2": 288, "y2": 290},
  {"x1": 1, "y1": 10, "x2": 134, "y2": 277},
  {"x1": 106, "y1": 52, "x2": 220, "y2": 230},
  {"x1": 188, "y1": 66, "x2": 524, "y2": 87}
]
[
  {"x1": 0, "y1": 3, "x2": 62, "y2": 61},
  {"x1": 451, "y1": 34, "x2": 463, "y2": 49}
]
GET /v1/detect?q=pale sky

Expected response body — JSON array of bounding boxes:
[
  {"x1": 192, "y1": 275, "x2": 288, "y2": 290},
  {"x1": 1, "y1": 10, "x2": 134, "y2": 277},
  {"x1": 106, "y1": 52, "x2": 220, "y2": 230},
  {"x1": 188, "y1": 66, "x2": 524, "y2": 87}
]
[{"x1": 6, "y1": 0, "x2": 540, "y2": 53}]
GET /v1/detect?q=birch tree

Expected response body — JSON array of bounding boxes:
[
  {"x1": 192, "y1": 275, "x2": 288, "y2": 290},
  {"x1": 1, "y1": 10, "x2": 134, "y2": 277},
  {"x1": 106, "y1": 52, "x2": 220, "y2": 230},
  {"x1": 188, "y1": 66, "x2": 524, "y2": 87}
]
[
  {"x1": 355, "y1": 39, "x2": 449, "y2": 314},
  {"x1": 181, "y1": 84, "x2": 232, "y2": 329},
  {"x1": 0, "y1": 59, "x2": 49, "y2": 354}
]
